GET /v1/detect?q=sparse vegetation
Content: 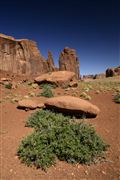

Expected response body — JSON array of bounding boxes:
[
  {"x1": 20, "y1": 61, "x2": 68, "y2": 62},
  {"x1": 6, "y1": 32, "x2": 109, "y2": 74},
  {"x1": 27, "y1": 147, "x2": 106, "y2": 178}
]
[
  {"x1": 72, "y1": 92, "x2": 78, "y2": 97},
  {"x1": 114, "y1": 93, "x2": 120, "y2": 104},
  {"x1": 40, "y1": 83, "x2": 57, "y2": 89},
  {"x1": 5, "y1": 83, "x2": 12, "y2": 89},
  {"x1": 78, "y1": 78, "x2": 120, "y2": 93},
  {"x1": 62, "y1": 83, "x2": 70, "y2": 89},
  {"x1": 17, "y1": 110, "x2": 109, "y2": 171},
  {"x1": 80, "y1": 92, "x2": 91, "y2": 100},
  {"x1": 38, "y1": 84, "x2": 54, "y2": 98}
]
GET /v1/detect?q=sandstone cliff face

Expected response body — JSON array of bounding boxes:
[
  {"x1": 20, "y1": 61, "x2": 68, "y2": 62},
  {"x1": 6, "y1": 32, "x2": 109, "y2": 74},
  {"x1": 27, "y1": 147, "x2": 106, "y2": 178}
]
[
  {"x1": 0, "y1": 34, "x2": 48, "y2": 75},
  {"x1": 0, "y1": 34, "x2": 80, "y2": 78},
  {"x1": 59, "y1": 47, "x2": 80, "y2": 79}
]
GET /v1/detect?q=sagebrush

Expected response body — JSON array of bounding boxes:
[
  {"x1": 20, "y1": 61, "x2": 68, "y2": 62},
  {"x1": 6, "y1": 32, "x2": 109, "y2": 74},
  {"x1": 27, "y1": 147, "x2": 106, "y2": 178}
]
[
  {"x1": 38, "y1": 84, "x2": 54, "y2": 98},
  {"x1": 5, "y1": 83, "x2": 12, "y2": 89},
  {"x1": 114, "y1": 93, "x2": 120, "y2": 103},
  {"x1": 17, "y1": 110, "x2": 109, "y2": 170}
]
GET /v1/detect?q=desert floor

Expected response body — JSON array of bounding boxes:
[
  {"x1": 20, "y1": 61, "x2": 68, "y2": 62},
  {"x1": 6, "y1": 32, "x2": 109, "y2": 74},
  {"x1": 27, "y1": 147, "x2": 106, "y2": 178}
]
[{"x1": 0, "y1": 73, "x2": 120, "y2": 180}]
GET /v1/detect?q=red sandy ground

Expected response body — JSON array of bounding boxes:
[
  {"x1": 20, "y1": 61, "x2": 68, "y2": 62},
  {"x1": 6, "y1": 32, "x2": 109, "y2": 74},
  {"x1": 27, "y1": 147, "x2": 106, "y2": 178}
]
[{"x1": 0, "y1": 74, "x2": 120, "y2": 180}]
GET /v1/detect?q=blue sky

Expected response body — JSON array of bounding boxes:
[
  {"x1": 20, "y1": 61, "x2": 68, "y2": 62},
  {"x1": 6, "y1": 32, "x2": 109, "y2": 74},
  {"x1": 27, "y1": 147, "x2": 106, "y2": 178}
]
[{"x1": 0, "y1": 0, "x2": 119, "y2": 75}]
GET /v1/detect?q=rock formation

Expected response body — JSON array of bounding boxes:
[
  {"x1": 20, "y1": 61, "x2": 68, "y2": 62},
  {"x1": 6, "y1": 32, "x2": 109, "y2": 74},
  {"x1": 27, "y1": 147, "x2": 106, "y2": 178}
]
[
  {"x1": 0, "y1": 34, "x2": 49, "y2": 75},
  {"x1": 0, "y1": 34, "x2": 80, "y2": 78},
  {"x1": 35, "y1": 71, "x2": 75, "y2": 86},
  {"x1": 17, "y1": 99, "x2": 44, "y2": 110},
  {"x1": 93, "y1": 73, "x2": 105, "y2": 79},
  {"x1": 45, "y1": 96, "x2": 100, "y2": 118},
  {"x1": 46, "y1": 50, "x2": 56, "y2": 72},
  {"x1": 59, "y1": 47, "x2": 80, "y2": 79},
  {"x1": 83, "y1": 74, "x2": 95, "y2": 80},
  {"x1": 106, "y1": 66, "x2": 120, "y2": 77}
]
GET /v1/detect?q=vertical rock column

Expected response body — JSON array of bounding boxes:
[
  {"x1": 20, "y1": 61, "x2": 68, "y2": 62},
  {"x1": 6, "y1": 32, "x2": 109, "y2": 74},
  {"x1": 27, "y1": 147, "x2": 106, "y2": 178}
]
[{"x1": 59, "y1": 47, "x2": 80, "y2": 79}]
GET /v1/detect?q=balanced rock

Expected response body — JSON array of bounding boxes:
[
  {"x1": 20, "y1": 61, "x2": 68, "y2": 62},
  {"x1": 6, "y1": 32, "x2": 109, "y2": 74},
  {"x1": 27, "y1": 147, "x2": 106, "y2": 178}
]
[
  {"x1": 35, "y1": 71, "x2": 76, "y2": 85},
  {"x1": 17, "y1": 99, "x2": 44, "y2": 110},
  {"x1": 59, "y1": 47, "x2": 80, "y2": 79},
  {"x1": 45, "y1": 96, "x2": 100, "y2": 117}
]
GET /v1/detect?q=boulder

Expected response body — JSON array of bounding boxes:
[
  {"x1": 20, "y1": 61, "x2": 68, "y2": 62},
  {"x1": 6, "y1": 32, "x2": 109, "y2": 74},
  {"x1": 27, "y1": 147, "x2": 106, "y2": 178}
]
[
  {"x1": 59, "y1": 47, "x2": 80, "y2": 79},
  {"x1": 0, "y1": 77, "x2": 12, "y2": 85},
  {"x1": 106, "y1": 66, "x2": 120, "y2": 77},
  {"x1": 69, "y1": 80, "x2": 78, "y2": 87},
  {"x1": 45, "y1": 96, "x2": 100, "y2": 118},
  {"x1": 35, "y1": 71, "x2": 76, "y2": 85},
  {"x1": 106, "y1": 68, "x2": 115, "y2": 77},
  {"x1": 17, "y1": 99, "x2": 44, "y2": 110},
  {"x1": 0, "y1": 77, "x2": 11, "y2": 81},
  {"x1": 114, "y1": 66, "x2": 120, "y2": 75}
]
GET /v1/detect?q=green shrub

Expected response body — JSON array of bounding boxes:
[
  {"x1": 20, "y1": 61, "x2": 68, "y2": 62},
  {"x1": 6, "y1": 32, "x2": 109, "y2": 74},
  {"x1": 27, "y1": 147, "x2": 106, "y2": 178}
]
[
  {"x1": 38, "y1": 85, "x2": 54, "y2": 98},
  {"x1": 40, "y1": 88, "x2": 54, "y2": 98},
  {"x1": 5, "y1": 83, "x2": 12, "y2": 89},
  {"x1": 55, "y1": 123, "x2": 108, "y2": 164},
  {"x1": 17, "y1": 110, "x2": 109, "y2": 170},
  {"x1": 72, "y1": 92, "x2": 78, "y2": 97},
  {"x1": 40, "y1": 83, "x2": 56, "y2": 89},
  {"x1": 26, "y1": 110, "x2": 70, "y2": 131},
  {"x1": 17, "y1": 132, "x2": 56, "y2": 170},
  {"x1": 114, "y1": 93, "x2": 120, "y2": 103},
  {"x1": 80, "y1": 92, "x2": 91, "y2": 100}
]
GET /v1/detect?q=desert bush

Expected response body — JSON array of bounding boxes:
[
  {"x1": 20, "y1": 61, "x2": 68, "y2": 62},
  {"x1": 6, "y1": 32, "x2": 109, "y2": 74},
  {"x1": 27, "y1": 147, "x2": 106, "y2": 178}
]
[
  {"x1": 5, "y1": 83, "x2": 12, "y2": 89},
  {"x1": 40, "y1": 83, "x2": 56, "y2": 89},
  {"x1": 40, "y1": 88, "x2": 54, "y2": 98},
  {"x1": 26, "y1": 110, "x2": 70, "y2": 130},
  {"x1": 62, "y1": 83, "x2": 70, "y2": 89},
  {"x1": 72, "y1": 92, "x2": 78, "y2": 97},
  {"x1": 80, "y1": 92, "x2": 91, "y2": 100},
  {"x1": 114, "y1": 93, "x2": 120, "y2": 103},
  {"x1": 38, "y1": 85, "x2": 54, "y2": 98},
  {"x1": 17, "y1": 110, "x2": 109, "y2": 170},
  {"x1": 17, "y1": 132, "x2": 56, "y2": 170}
]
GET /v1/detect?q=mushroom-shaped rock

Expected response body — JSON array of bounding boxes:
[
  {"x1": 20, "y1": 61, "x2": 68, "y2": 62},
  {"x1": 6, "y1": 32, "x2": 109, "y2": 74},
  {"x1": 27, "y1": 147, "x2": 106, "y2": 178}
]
[
  {"x1": 17, "y1": 99, "x2": 44, "y2": 110},
  {"x1": 45, "y1": 96, "x2": 100, "y2": 118},
  {"x1": 35, "y1": 71, "x2": 75, "y2": 85}
]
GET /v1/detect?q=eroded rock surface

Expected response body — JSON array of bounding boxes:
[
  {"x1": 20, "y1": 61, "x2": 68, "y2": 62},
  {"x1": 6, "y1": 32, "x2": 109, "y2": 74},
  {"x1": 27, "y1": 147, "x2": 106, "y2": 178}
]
[
  {"x1": 35, "y1": 71, "x2": 76, "y2": 85},
  {"x1": 59, "y1": 47, "x2": 80, "y2": 79},
  {"x1": 0, "y1": 34, "x2": 48, "y2": 75},
  {"x1": 47, "y1": 50, "x2": 56, "y2": 72},
  {"x1": 45, "y1": 96, "x2": 100, "y2": 118},
  {"x1": 17, "y1": 99, "x2": 44, "y2": 110}
]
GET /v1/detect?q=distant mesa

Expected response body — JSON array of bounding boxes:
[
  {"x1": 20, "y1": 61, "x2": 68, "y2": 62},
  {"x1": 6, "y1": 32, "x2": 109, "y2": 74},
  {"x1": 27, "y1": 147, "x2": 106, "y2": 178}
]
[
  {"x1": 0, "y1": 34, "x2": 80, "y2": 79},
  {"x1": 83, "y1": 66, "x2": 120, "y2": 81}
]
